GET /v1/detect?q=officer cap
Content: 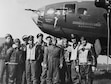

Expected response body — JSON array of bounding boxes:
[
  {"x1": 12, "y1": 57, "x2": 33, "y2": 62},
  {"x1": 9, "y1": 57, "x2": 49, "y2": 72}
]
[
  {"x1": 52, "y1": 36, "x2": 57, "y2": 41},
  {"x1": 71, "y1": 34, "x2": 77, "y2": 39},
  {"x1": 80, "y1": 36, "x2": 86, "y2": 41},
  {"x1": 5, "y1": 34, "x2": 12, "y2": 39},
  {"x1": 22, "y1": 35, "x2": 28, "y2": 41},
  {"x1": 28, "y1": 35, "x2": 34, "y2": 41},
  {"x1": 36, "y1": 33, "x2": 43, "y2": 38},
  {"x1": 14, "y1": 38, "x2": 21, "y2": 44},
  {"x1": 46, "y1": 36, "x2": 52, "y2": 40}
]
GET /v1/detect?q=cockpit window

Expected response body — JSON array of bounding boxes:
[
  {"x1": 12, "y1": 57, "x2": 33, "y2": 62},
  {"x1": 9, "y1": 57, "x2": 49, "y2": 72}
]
[
  {"x1": 46, "y1": 8, "x2": 55, "y2": 15},
  {"x1": 65, "y1": 4, "x2": 75, "y2": 13},
  {"x1": 77, "y1": 8, "x2": 87, "y2": 15},
  {"x1": 55, "y1": 10, "x2": 61, "y2": 16}
]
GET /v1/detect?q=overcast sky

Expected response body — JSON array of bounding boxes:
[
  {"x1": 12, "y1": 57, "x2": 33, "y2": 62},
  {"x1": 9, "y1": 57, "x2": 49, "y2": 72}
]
[{"x1": 0, "y1": 0, "x2": 72, "y2": 39}]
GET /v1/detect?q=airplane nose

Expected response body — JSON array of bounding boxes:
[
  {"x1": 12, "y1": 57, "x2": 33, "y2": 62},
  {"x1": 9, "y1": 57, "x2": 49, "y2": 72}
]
[
  {"x1": 38, "y1": 8, "x2": 45, "y2": 17},
  {"x1": 32, "y1": 7, "x2": 45, "y2": 28}
]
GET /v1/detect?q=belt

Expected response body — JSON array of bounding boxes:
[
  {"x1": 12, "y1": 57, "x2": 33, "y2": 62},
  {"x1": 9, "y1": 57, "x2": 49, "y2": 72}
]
[
  {"x1": 5, "y1": 62, "x2": 18, "y2": 65},
  {"x1": 27, "y1": 59, "x2": 36, "y2": 61},
  {"x1": 79, "y1": 62, "x2": 91, "y2": 65}
]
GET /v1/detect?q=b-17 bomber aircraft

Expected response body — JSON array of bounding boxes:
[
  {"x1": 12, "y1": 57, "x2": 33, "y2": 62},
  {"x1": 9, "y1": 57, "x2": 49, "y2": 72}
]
[{"x1": 25, "y1": 0, "x2": 111, "y2": 56}]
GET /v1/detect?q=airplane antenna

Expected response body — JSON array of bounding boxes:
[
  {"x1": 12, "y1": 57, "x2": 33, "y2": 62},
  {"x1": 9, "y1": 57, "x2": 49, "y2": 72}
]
[{"x1": 106, "y1": 0, "x2": 111, "y2": 71}]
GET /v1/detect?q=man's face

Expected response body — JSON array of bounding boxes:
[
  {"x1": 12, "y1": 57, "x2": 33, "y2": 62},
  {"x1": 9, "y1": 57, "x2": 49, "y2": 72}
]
[
  {"x1": 38, "y1": 36, "x2": 43, "y2": 43},
  {"x1": 71, "y1": 38, "x2": 76, "y2": 44},
  {"x1": 52, "y1": 38, "x2": 57, "y2": 45},
  {"x1": 28, "y1": 40, "x2": 34, "y2": 45},
  {"x1": 23, "y1": 39, "x2": 28, "y2": 44},
  {"x1": 80, "y1": 37, "x2": 86, "y2": 45},
  {"x1": 15, "y1": 42, "x2": 20, "y2": 47},
  {"x1": 63, "y1": 39, "x2": 68, "y2": 47},
  {"x1": 5, "y1": 37, "x2": 12, "y2": 44},
  {"x1": 46, "y1": 38, "x2": 52, "y2": 45}
]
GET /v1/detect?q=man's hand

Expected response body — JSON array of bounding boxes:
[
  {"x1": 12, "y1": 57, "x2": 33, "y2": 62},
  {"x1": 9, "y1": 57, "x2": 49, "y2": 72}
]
[
  {"x1": 92, "y1": 66, "x2": 96, "y2": 72},
  {"x1": 59, "y1": 64, "x2": 63, "y2": 69},
  {"x1": 12, "y1": 44, "x2": 17, "y2": 48},
  {"x1": 75, "y1": 66, "x2": 79, "y2": 72},
  {"x1": 41, "y1": 62, "x2": 47, "y2": 68}
]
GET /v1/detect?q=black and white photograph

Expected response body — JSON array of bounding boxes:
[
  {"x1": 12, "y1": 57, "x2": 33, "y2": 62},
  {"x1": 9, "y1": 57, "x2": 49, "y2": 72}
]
[{"x1": 0, "y1": 0, "x2": 111, "y2": 84}]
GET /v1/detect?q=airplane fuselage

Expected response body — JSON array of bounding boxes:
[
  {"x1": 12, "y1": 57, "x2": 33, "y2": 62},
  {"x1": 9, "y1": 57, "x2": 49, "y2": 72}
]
[
  {"x1": 36, "y1": 1, "x2": 107, "y2": 38},
  {"x1": 31, "y1": 0, "x2": 110, "y2": 54}
]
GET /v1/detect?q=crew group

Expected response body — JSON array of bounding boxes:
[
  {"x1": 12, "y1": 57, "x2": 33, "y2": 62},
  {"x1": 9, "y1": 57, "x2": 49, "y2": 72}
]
[{"x1": 0, "y1": 33, "x2": 97, "y2": 84}]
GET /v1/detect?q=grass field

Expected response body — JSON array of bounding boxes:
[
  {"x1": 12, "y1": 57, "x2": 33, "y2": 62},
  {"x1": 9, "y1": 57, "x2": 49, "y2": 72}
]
[
  {"x1": 93, "y1": 80, "x2": 111, "y2": 84},
  {"x1": 92, "y1": 64, "x2": 111, "y2": 84},
  {"x1": 93, "y1": 70, "x2": 111, "y2": 84}
]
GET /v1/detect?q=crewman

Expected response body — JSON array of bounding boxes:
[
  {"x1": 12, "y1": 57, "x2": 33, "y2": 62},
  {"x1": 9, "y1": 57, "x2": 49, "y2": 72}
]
[
  {"x1": 26, "y1": 35, "x2": 43, "y2": 84},
  {"x1": 70, "y1": 34, "x2": 80, "y2": 84},
  {"x1": 62, "y1": 38, "x2": 72, "y2": 84},
  {"x1": 8, "y1": 38, "x2": 23, "y2": 84},
  {"x1": 46, "y1": 37, "x2": 63, "y2": 84},
  {"x1": 0, "y1": 34, "x2": 13, "y2": 84},
  {"x1": 76, "y1": 36, "x2": 96, "y2": 84},
  {"x1": 21, "y1": 35, "x2": 29, "y2": 84},
  {"x1": 22, "y1": 35, "x2": 29, "y2": 46},
  {"x1": 41, "y1": 36, "x2": 52, "y2": 84},
  {"x1": 36, "y1": 33, "x2": 44, "y2": 46},
  {"x1": 36, "y1": 33, "x2": 45, "y2": 84}
]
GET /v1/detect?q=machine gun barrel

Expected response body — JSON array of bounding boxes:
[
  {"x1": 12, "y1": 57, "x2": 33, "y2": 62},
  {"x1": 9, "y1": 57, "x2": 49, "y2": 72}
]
[{"x1": 25, "y1": 9, "x2": 39, "y2": 13}]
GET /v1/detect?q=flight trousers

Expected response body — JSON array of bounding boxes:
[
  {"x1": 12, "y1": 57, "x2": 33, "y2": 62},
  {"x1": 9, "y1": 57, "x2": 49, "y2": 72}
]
[
  {"x1": 71, "y1": 61, "x2": 80, "y2": 84},
  {"x1": 0, "y1": 60, "x2": 8, "y2": 84},
  {"x1": 65, "y1": 62, "x2": 72, "y2": 84},
  {"x1": 26, "y1": 60, "x2": 41, "y2": 84},
  {"x1": 79, "y1": 65, "x2": 93, "y2": 84},
  {"x1": 40, "y1": 67, "x2": 47, "y2": 84},
  {"x1": 47, "y1": 58, "x2": 60, "y2": 84},
  {"x1": 8, "y1": 64, "x2": 23, "y2": 84}
]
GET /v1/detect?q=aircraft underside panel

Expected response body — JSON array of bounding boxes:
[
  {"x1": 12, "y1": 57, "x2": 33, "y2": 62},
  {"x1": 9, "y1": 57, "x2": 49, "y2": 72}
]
[{"x1": 42, "y1": 23, "x2": 106, "y2": 39}]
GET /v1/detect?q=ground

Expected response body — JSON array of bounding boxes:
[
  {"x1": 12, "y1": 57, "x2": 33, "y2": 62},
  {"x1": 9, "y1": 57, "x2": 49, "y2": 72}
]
[{"x1": 93, "y1": 70, "x2": 111, "y2": 84}]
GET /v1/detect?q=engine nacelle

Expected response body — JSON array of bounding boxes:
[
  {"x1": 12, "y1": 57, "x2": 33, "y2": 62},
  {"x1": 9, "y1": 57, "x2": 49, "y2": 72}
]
[{"x1": 95, "y1": 0, "x2": 111, "y2": 9}]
